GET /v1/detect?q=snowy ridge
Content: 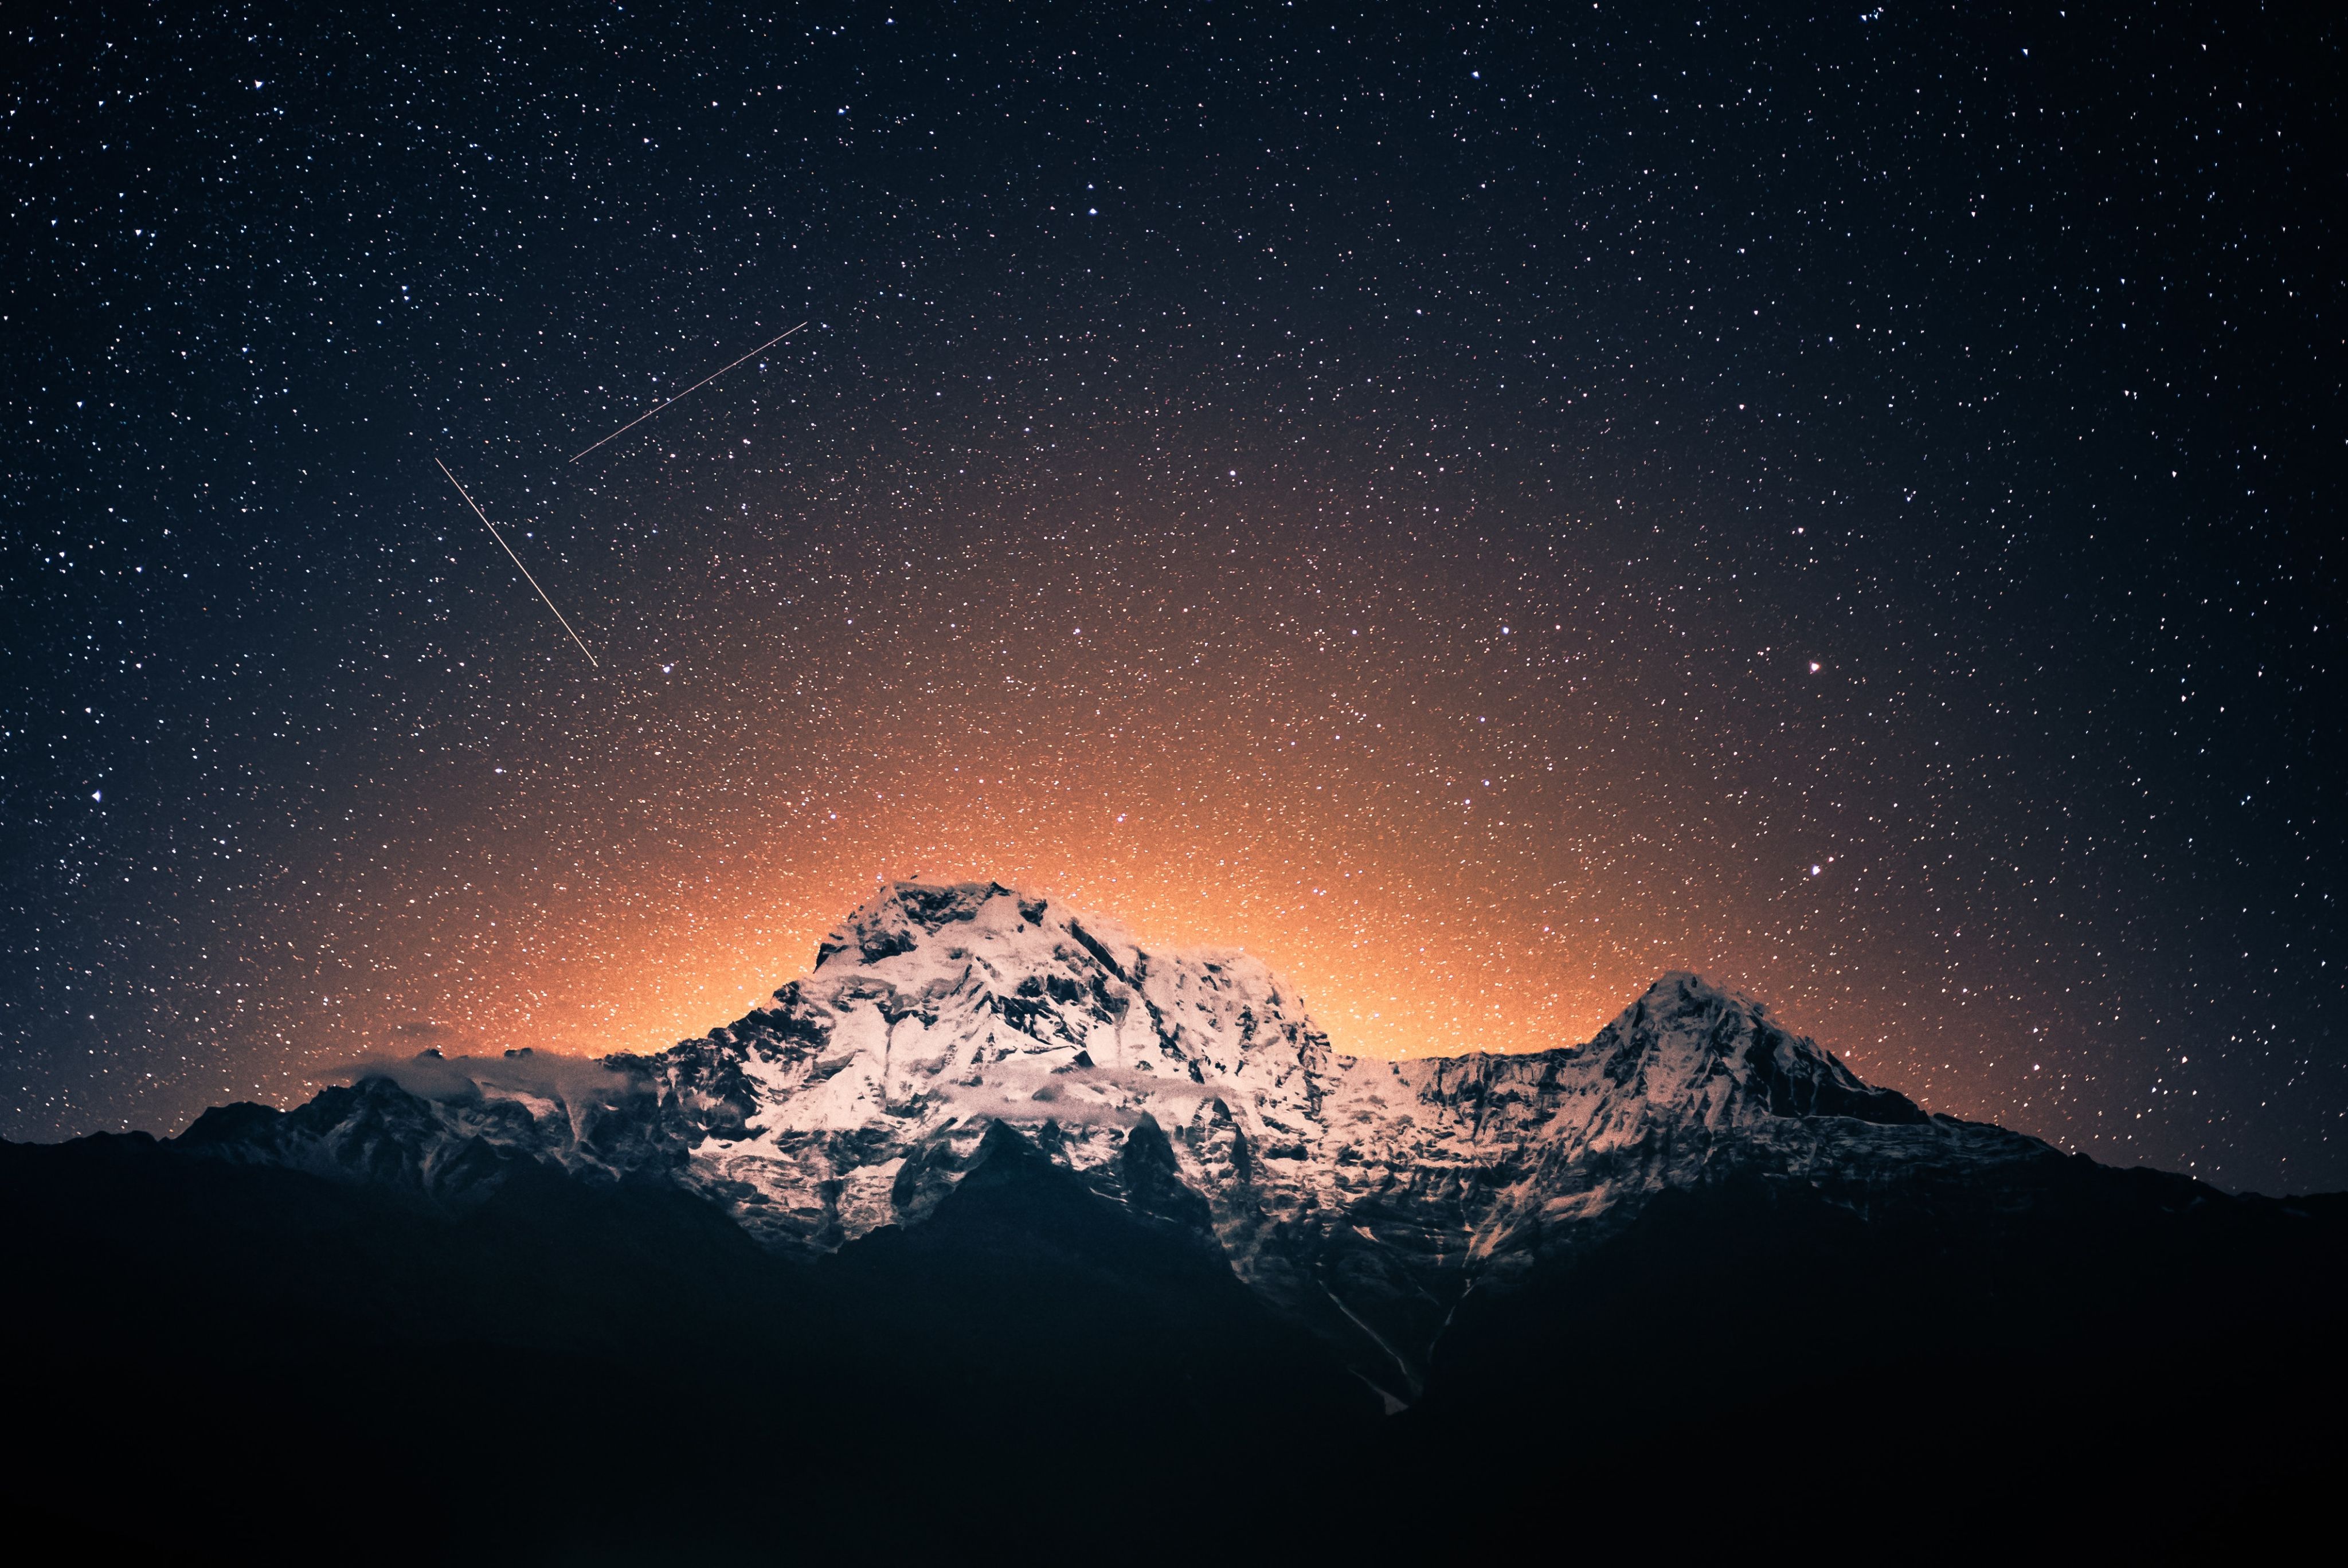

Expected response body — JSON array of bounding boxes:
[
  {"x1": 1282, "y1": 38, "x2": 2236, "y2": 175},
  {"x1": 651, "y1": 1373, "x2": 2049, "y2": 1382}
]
[{"x1": 181, "y1": 880, "x2": 2056, "y2": 1402}]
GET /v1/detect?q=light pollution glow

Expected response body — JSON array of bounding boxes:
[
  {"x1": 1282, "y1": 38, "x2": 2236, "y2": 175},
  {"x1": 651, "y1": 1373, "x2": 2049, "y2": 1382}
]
[{"x1": 228, "y1": 452, "x2": 2056, "y2": 1126}]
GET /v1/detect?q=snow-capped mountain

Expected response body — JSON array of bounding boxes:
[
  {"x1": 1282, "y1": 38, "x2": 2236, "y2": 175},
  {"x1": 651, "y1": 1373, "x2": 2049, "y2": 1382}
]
[{"x1": 180, "y1": 880, "x2": 2056, "y2": 1401}]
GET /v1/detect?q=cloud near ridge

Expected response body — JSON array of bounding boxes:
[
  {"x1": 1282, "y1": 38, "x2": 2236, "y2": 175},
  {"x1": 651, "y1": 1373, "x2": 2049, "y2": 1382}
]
[{"x1": 322, "y1": 1048, "x2": 641, "y2": 1107}]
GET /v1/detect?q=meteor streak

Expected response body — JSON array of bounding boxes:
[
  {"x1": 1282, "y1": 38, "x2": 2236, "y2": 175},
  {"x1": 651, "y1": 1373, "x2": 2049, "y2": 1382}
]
[
  {"x1": 435, "y1": 458, "x2": 598, "y2": 668},
  {"x1": 568, "y1": 322, "x2": 806, "y2": 464}
]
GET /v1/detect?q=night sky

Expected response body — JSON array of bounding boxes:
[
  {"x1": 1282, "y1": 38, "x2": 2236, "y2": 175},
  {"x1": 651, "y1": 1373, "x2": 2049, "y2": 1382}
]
[{"x1": 5, "y1": 2, "x2": 2340, "y2": 1191}]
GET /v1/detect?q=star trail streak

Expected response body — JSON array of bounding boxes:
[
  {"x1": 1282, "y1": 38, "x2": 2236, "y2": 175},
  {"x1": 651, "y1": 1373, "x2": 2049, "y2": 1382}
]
[
  {"x1": 435, "y1": 458, "x2": 598, "y2": 668},
  {"x1": 568, "y1": 322, "x2": 806, "y2": 464}
]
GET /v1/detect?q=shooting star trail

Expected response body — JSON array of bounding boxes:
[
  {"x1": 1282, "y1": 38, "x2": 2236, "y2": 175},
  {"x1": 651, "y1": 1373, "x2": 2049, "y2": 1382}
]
[
  {"x1": 435, "y1": 458, "x2": 599, "y2": 668},
  {"x1": 568, "y1": 322, "x2": 807, "y2": 464}
]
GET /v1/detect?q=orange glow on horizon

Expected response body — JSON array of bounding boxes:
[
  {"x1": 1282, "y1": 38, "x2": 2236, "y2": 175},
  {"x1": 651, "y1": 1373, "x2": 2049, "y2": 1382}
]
[{"x1": 218, "y1": 458, "x2": 2049, "y2": 1127}]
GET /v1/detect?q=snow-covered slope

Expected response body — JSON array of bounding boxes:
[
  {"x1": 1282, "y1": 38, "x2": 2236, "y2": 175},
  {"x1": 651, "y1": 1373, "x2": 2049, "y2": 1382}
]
[{"x1": 181, "y1": 880, "x2": 2056, "y2": 1402}]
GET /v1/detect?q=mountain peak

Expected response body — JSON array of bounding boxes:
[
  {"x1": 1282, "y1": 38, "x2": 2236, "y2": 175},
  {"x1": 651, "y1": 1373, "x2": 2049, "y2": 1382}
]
[
  {"x1": 1589, "y1": 967, "x2": 1925, "y2": 1127},
  {"x1": 1634, "y1": 969, "x2": 1766, "y2": 1022},
  {"x1": 811, "y1": 879, "x2": 1154, "y2": 979}
]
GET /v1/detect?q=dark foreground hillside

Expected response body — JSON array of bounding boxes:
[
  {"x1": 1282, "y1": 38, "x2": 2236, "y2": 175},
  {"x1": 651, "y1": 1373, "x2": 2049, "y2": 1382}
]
[
  {"x1": 1404, "y1": 1163, "x2": 2348, "y2": 1559},
  {"x1": 5, "y1": 1124, "x2": 2342, "y2": 1562}
]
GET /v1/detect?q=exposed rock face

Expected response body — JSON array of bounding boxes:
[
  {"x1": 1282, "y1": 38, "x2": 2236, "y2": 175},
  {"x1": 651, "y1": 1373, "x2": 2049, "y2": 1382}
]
[{"x1": 179, "y1": 880, "x2": 2053, "y2": 1402}]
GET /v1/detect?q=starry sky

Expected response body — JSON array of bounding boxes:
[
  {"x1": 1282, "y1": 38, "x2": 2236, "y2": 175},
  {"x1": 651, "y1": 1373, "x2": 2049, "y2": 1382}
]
[{"x1": 5, "y1": 2, "x2": 2341, "y2": 1191}]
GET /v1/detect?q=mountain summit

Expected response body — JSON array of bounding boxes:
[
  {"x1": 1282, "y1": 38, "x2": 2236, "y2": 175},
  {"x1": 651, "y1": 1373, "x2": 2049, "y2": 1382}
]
[{"x1": 181, "y1": 879, "x2": 2050, "y2": 1400}]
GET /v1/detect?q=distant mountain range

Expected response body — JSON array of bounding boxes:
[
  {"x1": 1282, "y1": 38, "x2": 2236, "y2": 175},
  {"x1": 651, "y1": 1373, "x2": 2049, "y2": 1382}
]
[{"x1": 7, "y1": 882, "x2": 2341, "y2": 1561}]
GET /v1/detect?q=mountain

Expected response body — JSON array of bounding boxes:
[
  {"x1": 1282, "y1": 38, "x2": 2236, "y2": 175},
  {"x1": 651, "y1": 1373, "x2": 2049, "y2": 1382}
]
[
  {"x1": 170, "y1": 881, "x2": 2054, "y2": 1401},
  {"x1": 5, "y1": 880, "x2": 2343, "y2": 1561}
]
